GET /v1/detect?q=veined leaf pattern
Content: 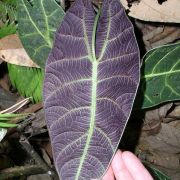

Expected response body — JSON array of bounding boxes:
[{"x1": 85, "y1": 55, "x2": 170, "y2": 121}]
[
  {"x1": 17, "y1": 0, "x2": 65, "y2": 68},
  {"x1": 43, "y1": 0, "x2": 140, "y2": 179},
  {"x1": 137, "y1": 43, "x2": 180, "y2": 108}
]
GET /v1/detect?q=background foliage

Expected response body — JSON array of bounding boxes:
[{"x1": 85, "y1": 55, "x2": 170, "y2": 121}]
[
  {"x1": 136, "y1": 43, "x2": 180, "y2": 108},
  {"x1": 8, "y1": 64, "x2": 44, "y2": 103}
]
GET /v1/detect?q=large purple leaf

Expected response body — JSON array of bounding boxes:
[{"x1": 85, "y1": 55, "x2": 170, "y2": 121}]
[{"x1": 43, "y1": 0, "x2": 140, "y2": 179}]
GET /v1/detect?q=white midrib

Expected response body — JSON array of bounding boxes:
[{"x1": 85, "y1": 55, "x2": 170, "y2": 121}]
[
  {"x1": 142, "y1": 69, "x2": 180, "y2": 79},
  {"x1": 75, "y1": 8, "x2": 100, "y2": 179},
  {"x1": 75, "y1": 60, "x2": 98, "y2": 180}
]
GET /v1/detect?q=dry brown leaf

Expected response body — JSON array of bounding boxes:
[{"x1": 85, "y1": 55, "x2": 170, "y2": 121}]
[
  {"x1": 144, "y1": 103, "x2": 172, "y2": 122},
  {"x1": 167, "y1": 105, "x2": 180, "y2": 119},
  {"x1": 169, "y1": 120, "x2": 180, "y2": 129},
  {"x1": 142, "y1": 103, "x2": 172, "y2": 135},
  {"x1": 139, "y1": 123, "x2": 180, "y2": 154},
  {"x1": 146, "y1": 151, "x2": 180, "y2": 170},
  {"x1": 120, "y1": 0, "x2": 180, "y2": 23},
  {"x1": 135, "y1": 20, "x2": 180, "y2": 50},
  {"x1": 0, "y1": 48, "x2": 40, "y2": 67},
  {"x1": 0, "y1": 34, "x2": 39, "y2": 68},
  {"x1": 0, "y1": 34, "x2": 22, "y2": 50},
  {"x1": 0, "y1": 74, "x2": 10, "y2": 91},
  {"x1": 148, "y1": 27, "x2": 180, "y2": 46}
]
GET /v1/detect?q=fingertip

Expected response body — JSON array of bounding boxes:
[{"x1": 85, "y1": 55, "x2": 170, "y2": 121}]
[
  {"x1": 122, "y1": 151, "x2": 153, "y2": 180},
  {"x1": 111, "y1": 150, "x2": 133, "y2": 180},
  {"x1": 122, "y1": 151, "x2": 141, "y2": 164},
  {"x1": 112, "y1": 150, "x2": 123, "y2": 165},
  {"x1": 111, "y1": 150, "x2": 125, "y2": 172}
]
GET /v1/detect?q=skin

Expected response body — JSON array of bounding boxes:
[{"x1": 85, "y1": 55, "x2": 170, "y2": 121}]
[{"x1": 102, "y1": 150, "x2": 153, "y2": 180}]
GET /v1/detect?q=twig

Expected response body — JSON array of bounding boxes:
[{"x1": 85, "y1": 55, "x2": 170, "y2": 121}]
[
  {"x1": 19, "y1": 135, "x2": 58, "y2": 178},
  {"x1": 0, "y1": 165, "x2": 47, "y2": 179},
  {"x1": 6, "y1": 114, "x2": 35, "y2": 138},
  {"x1": 22, "y1": 102, "x2": 43, "y2": 113},
  {"x1": 19, "y1": 135, "x2": 49, "y2": 171},
  {"x1": 0, "y1": 135, "x2": 58, "y2": 179},
  {"x1": 17, "y1": 113, "x2": 36, "y2": 131},
  {"x1": 0, "y1": 98, "x2": 30, "y2": 114}
]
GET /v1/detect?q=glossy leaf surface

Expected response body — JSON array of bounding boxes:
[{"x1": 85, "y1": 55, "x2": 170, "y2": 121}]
[
  {"x1": 17, "y1": 0, "x2": 65, "y2": 68},
  {"x1": 43, "y1": 0, "x2": 140, "y2": 179},
  {"x1": 137, "y1": 43, "x2": 180, "y2": 108}
]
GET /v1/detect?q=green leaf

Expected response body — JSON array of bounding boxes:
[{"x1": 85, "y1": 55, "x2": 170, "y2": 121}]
[
  {"x1": 146, "y1": 165, "x2": 170, "y2": 180},
  {"x1": 0, "y1": 122, "x2": 17, "y2": 128},
  {"x1": 17, "y1": 0, "x2": 65, "y2": 68},
  {"x1": 0, "y1": 0, "x2": 17, "y2": 38},
  {"x1": 0, "y1": 104, "x2": 30, "y2": 130},
  {"x1": 8, "y1": 64, "x2": 44, "y2": 102},
  {"x1": 0, "y1": 113, "x2": 29, "y2": 120},
  {"x1": 0, "y1": 22, "x2": 16, "y2": 39},
  {"x1": 136, "y1": 43, "x2": 180, "y2": 108},
  {"x1": 0, "y1": 0, "x2": 17, "y2": 23}
]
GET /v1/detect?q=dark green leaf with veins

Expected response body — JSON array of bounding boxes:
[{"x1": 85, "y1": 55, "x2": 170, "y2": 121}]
[
  {"x1": 17, "y1": 0, "x2": 65, "y2": 68},
  {"x1": 136, "y1": 43, "x2": 180, "y2": 108}
]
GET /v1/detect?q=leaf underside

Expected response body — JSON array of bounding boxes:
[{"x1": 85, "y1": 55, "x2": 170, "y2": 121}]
[
  {"x1": 43, "y1": 0, "x2": 140, "y2": 179},
  {"x1": 136, "y1": 43, "x2": 180, "y2": 108},
  {"x1": 17, "y1": 0, "x2": 65, "y2": 68},
  {"x1": 8, "y1": 64, "x2": 44, "y2": 103}
]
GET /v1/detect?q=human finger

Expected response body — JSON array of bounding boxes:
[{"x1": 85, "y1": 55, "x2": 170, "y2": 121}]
[
  {"x1": 122, "y1": 151, "x2": 153, "y2": 180},
  {"x1": 111, "y1": 150, "x2": 134, "y2": 180}
]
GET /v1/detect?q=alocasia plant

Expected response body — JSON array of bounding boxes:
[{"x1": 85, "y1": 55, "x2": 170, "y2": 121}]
[
  {"x1": 136, "y1": 43, "x2": 180, "y2": 108},
  {"x1": 17, "y1": 0, "x2": 65, "y2": 68},
  {"x1": 43, "y1": 0, "x2": 140, "y2": 179}
]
